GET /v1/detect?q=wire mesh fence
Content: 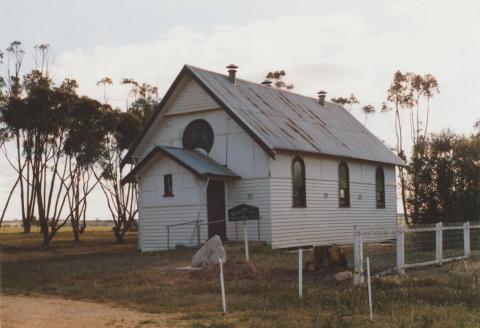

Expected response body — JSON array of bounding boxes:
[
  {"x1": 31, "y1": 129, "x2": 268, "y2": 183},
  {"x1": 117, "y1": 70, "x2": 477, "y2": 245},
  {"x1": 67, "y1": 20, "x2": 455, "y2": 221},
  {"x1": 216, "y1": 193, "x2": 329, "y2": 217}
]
[
  {"x1": 471, "y1": 223, "x2": 480, "y2": 255},
  {"x1": 166, "y1": 220, "x2": 204, "y2": 249},
  {"x1": 166, "y1": 219, "x2": 227, "y2": 249},
  {"x1": 361, "y1": 230, "x2": 397, "y2": 274},
  {"x1": 443, "y1": 226, "x2": 465, "y2": 258},
  {"x1": 354, "y1": 221, "x2": 479, "y2": 282},
  {"x1": 404, "y1": 228, "x2": 436, "y2": 265}
]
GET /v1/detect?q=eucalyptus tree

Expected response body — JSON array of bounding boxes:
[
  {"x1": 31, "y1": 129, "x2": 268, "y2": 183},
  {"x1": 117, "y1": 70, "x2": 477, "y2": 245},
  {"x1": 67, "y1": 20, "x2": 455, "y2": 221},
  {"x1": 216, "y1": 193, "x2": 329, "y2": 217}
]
[
  {"x1": 93, "y1": 77, "x2": 151, "y2": 242},
  {"x1": 94, "y1": 106, "x2": 141, "y2": 242},
  {"x1": 264, "y1": 70, "x2": 294, "y2": 90},
  {"x1": 63, "y1": 96, "x2": 107, "y2": 241},
  {"x1": 361, "y1": 104, "x2": 376, "y2": 123},
  {"x1": 0, "y1": 49, "x2": 13, "y2": 227},
  {"x1": 22, "y1": 71, "x2": 81, "y2": 246},
  {"x1": 382, "y1": 70, "x2": 439, "y2": 224},
  {"x1": 331, "y1": 94, "x2": 375, "y2": 124},
  {"x1": 0, "y1": 41, "x2": 37, "y2": 232},
  {"x1": 407, "y1": 130, "x2": 480, "y2": 224},
  {"x1": 421, "y1": 74, "x2": 439, "y2": 138},
  {"x1": 331, "y1": 94, "x2": 359, "y2": 112},
  {"x1": 1, "y1": 43, "x2": 115, "y2": 243},
  {"x1": 2, "y1": 42, "x2": 97, "y2": 245},
  {"x1": 121, "y1": 78, "x2": 159, "y2": 125},
  {"x1": 382, "y1": 71, "x2": 413, "y2": 223}
]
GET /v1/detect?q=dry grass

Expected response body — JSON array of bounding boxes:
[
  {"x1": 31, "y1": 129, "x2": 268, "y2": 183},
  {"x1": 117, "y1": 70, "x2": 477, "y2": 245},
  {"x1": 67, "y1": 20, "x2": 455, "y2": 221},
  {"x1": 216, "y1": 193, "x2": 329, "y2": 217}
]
[{"x1": 1, "y1": 228, "x2": 480, "y2": 327}]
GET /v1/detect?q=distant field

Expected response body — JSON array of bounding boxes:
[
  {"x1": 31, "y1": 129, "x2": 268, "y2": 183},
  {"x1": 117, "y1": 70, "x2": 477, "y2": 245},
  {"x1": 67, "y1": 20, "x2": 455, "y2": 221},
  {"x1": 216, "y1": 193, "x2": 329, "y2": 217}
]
[
  {"x1": 1, "y1": 228, "x2": 480, "y2": 327},
  {"x1": 0, "y1": 224, "x2": 113, "y2": 233}
]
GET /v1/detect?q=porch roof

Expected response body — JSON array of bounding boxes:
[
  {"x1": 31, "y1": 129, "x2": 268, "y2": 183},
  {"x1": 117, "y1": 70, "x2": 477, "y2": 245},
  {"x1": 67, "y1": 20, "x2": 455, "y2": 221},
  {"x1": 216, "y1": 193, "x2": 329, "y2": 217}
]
[{"x1": 121, "y1": 146, "x2": 240, "y2": 185}]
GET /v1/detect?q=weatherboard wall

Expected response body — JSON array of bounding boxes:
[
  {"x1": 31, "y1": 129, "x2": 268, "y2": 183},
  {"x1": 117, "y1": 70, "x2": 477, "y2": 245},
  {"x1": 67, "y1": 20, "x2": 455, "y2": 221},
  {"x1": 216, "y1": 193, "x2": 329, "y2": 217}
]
[
  {"x1": 133, "y1": 75, "x2": 272, "y2": 251},
  {"x1": 137, "y1": 154, "x2": 209, "y2": 251},
  {"x1": 225, "y1": 178, "x2": 272, "y2": 244},
  {"x1": 268, "y1": 153, "x2": 397, "y2": 249},
  {"x1": 132, "y1": 76, "x2": 269, "y2": 178},
  {"x1": 131, "y1": 72, "x2": 397, "y2": 251}
]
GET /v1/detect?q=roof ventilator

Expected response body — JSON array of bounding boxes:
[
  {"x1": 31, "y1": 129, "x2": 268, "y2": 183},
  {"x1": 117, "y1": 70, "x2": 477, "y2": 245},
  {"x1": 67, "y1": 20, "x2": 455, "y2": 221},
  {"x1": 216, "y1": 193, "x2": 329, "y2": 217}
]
[
  {"x1": 226, "y1": 64, "x2": 238, "y2": 84},
  {"x1": 317, "y1": 90, "x2": 327, "y2": 106}
]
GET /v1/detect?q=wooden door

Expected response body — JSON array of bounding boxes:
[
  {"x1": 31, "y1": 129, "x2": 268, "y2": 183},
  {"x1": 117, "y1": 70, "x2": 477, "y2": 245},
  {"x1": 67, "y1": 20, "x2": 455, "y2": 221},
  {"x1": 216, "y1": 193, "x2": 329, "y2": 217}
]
[{"x1": 207, "y1": 180, "x2": 226, "y2": 240}]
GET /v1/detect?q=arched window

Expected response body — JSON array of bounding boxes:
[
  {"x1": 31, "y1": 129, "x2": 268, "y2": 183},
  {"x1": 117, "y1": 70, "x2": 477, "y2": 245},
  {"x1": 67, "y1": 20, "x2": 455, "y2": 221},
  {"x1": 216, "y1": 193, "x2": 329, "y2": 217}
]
[
  {"x1": 376, "y1": 167, "x2": 385, "y2": 208},
  {"x1": 339, "y1": 162, "x2": 350, "y2": 207},
  {"x1": 292, "y1": 157, "x2": 306, "y2": 207}
]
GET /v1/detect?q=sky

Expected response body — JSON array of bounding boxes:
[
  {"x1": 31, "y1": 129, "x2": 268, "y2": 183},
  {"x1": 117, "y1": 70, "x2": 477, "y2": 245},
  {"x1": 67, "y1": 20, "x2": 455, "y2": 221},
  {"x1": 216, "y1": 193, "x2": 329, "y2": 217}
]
[{"x1": 1, "y1": 0, "x2": 479, "y2": 220}]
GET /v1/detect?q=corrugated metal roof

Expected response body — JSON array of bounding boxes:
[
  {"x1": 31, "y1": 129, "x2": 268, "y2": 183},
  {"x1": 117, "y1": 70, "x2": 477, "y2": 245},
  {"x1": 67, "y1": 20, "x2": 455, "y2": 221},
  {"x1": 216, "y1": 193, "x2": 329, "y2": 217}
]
[
  {"x1": 187, "y1": 65, "x2": 405, "y2": 166},
  {"x1": 160, "y1": 146, "x2": 240, "y2": 178},
  {"x1": 121, "y1": 145, "x2": 240, "y2": 184}
]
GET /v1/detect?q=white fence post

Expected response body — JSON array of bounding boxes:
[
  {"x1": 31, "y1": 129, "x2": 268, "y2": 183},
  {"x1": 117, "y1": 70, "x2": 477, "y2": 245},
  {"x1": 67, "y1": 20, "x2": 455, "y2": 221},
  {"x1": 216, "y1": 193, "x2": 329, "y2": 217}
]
[
  {"x1": 353, "y1": 226, "x2": 364, "y2": 285},
  {"x1": 298, "y1": 248, "x2": 303, "y2": 298},
  {"x1": 366, "y1": 257, "x2": 373, "y2": 321},
  {"x1": 464, "y1": 221, "x2": 470, "y2": 258},
  {"x1": 244, "y1": 221, "x2": 250, "y2": 262},
  {"x1": 219, "y1": 258, "x2": 227, "y2": 313},
  {"x1": 396, "y1": 226, "x2": 405, "y2": 274},
  {"x1": 435, "y1": 222, "x2": 443, "y2": 263}
]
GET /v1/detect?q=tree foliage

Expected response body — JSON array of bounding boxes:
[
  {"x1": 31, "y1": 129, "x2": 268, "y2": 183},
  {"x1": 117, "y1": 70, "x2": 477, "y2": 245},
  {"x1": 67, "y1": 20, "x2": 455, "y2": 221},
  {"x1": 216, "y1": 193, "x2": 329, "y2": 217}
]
[
  {"x1": 331, "y1": 93, "x2": 376, "y2": 123},
  {"x1": 265, "y1": 70, "x2": 294, "y2": 90},
  {"x1": 407, "y1": 130, "x2": 480, "y2": 224},
  {"x1": 0, "y1": 43, "x2": 108, "y2": 244},
  {"x1": 331, "y1": 94, "x2": 359, "y2": 108},
  {"x1": 121, "y1": 78, "x2": 159, "y2": 125},
  {"x1": 383, "y1": 70, "x2": 439, "y2": 224},
  {"x1": 93, "y1": 77, "x2": 148, "y2": 242}
]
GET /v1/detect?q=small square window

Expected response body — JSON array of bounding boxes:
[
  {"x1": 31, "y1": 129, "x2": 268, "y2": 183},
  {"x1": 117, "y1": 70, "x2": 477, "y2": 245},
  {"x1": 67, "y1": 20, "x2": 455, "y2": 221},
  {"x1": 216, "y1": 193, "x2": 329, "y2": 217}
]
[{"x1": 163, "y1": 174, "x2": 173, "y2": 197}]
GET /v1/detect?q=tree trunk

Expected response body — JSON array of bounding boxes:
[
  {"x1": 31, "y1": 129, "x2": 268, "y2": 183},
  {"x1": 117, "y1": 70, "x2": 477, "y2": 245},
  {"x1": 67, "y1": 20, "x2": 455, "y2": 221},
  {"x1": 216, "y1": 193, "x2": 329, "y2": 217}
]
[
  {"x1": 23, "y1": 221, "x2": 31, "y2": 233},
  {"x1": 42, "y1": 235, "x2": 51, "y2": 249},
  {"x1": 72, "y1": 227, "x2": 80, "y2": 242},
  {"x1": 1, "y1": 177, "x2": 20, "y2": 227},
  {"x1": 399, "y1": 168, "x2": 409, "y2": 225},
  {"x1": 113, "y1": 227, "x2": 124, "y2": 243}
]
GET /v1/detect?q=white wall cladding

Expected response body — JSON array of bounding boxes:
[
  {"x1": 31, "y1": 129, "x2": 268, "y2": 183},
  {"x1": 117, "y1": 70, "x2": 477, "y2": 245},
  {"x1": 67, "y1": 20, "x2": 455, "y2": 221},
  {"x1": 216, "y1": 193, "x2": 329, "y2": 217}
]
[
  {"x1": 133, "y1": 75, "x2": 269, "y2": 178},
  {"x1": 140, "y1": 205, "x2": 208, "y2": 251},
  {"x1": 137, "y1": 155, "x2": 209, "y2": 251},
  {"x1": 269, "y1": 153, "x2": 397, "y2": 249},
  {"x1": 165, "y1": 76, "x2": 219, "y2": 116},
  {"x1": 133, "y1": 74, "x2": 399, "y2": 251},
  {"x1": 225, "y1": 178, "x2": 272, "y2": 244},
  {"x1": 134, "y1": 76, "x2": 271, "y2": 251}
]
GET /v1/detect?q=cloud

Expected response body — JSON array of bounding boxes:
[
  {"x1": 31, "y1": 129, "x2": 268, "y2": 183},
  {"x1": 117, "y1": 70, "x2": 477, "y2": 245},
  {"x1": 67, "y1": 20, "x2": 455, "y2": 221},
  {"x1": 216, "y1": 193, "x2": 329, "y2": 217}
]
[
  {"x1": 3, "y1": 2, "x2": 480, "y2": 219},
  {"x1": 51, "y1": 14, "x2": 370, "y2": 106},
  {"x1": 50, "y1": 5, "x2": 480, "y2": 140}
]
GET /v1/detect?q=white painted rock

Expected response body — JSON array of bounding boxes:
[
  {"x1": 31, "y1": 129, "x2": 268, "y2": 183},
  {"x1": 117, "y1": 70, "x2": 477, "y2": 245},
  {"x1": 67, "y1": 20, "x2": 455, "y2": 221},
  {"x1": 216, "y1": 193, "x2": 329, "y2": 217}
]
[
  {"x1": 191, "y1": 235, "x2": 226, "y2": 268},
  {"x1": 334, "y1": 271, "x2": 353, "y2": 281}
]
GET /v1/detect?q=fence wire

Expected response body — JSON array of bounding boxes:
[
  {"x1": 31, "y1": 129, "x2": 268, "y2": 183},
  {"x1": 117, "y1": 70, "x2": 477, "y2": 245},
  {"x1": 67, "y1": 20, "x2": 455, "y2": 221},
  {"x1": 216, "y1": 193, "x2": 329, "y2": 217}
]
[
  {"x1": 443, "y1": 227, "x2": 464, "y2": 258},
  {"x1": 471, "y1": 223, "x2": 480, "y2": 256},
  {"x1": 362, "y1": 230, "x2": 396, "y2": 274},
  {"x1": 405, "y1": 228, "x2": 436, "y2": 265},
  {"x1": 357, "y1": 222, "x2": 477, "y2": 278}
]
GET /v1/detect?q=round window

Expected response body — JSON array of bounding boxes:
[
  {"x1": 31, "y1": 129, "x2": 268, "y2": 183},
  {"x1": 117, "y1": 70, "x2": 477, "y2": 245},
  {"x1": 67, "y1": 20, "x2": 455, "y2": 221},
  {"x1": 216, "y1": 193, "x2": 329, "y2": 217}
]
[{"x1": 182, "y1": 119, "x2": 214, "y2": 153}]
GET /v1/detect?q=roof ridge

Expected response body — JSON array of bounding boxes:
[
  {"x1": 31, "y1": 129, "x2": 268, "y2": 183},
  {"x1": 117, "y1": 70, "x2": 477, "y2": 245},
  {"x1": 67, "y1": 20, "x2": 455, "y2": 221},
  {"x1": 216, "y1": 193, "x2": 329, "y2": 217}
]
[{"x1": 186, "y1": 64, "x2": 339, "y2": 106}]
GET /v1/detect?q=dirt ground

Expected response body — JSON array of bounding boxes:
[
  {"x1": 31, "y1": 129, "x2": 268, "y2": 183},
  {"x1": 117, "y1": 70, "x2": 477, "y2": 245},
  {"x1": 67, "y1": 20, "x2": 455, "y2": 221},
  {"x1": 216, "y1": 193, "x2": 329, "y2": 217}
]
[
  {"x1": 0, "y1": 295, "x2": 176, "y2": 328},
  {"x1": 2, "y1": 229, "x2": 480, "y2": 327}
]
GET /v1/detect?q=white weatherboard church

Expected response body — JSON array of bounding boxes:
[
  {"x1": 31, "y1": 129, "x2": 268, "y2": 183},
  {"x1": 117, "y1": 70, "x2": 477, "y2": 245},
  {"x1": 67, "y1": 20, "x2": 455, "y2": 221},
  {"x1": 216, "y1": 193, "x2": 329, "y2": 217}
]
[{"x1": 121, "y1": 65, "x2": 405, "y2": 252}]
